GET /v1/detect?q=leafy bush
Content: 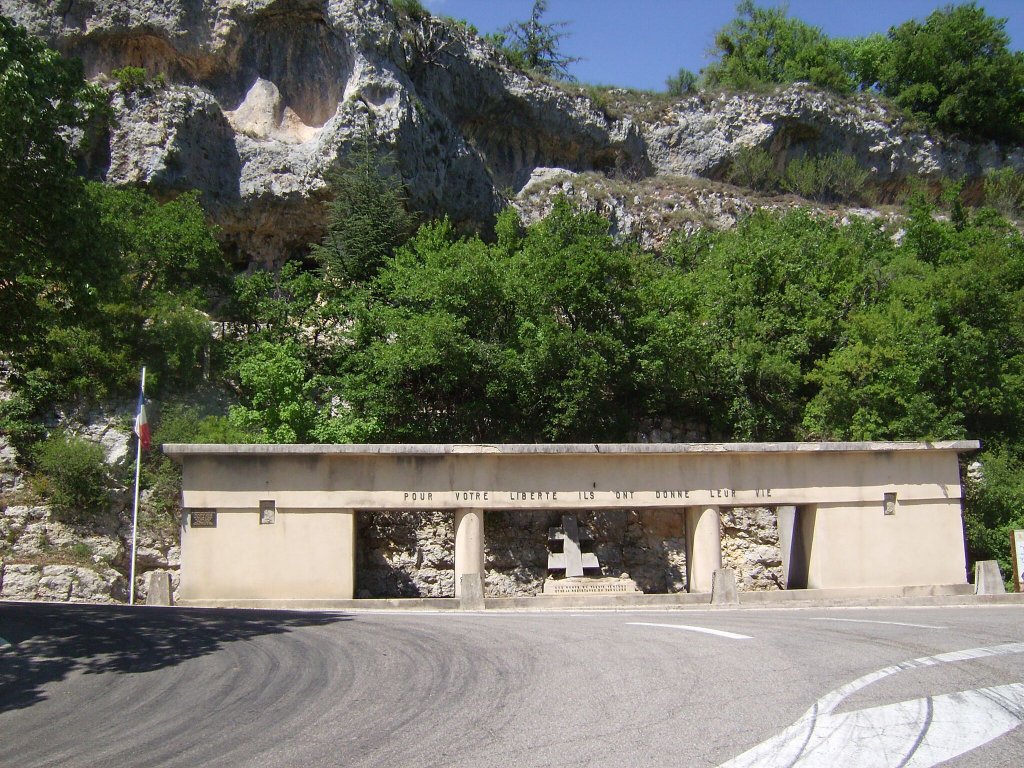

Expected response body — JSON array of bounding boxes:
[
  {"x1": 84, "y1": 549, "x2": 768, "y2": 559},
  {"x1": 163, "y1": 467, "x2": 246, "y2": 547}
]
[
  {"x1": 727, "y1": 146, "x2": 778, "y2": 191},
  {"x1": 32, "y1": 433, "x2": 110, "y2": 523},
  {"x1": 963, "y1": 448, "x2": 1024, "y2": 585},
  {"x1": 666, "y1": 68, "x2": 698, "y2": 97},
  {"x1": 984, "y1": 168, "x2": 1024, "y2": 217},
  {"x1": 392, "y1": 0, "x2": 429, "y2": 22},
  {"x1": 781, "y1": 151, "x2": 869, "y2": 203},
  {"x1": 111, "y1": 66, "x2": 147, "y2": 94}
]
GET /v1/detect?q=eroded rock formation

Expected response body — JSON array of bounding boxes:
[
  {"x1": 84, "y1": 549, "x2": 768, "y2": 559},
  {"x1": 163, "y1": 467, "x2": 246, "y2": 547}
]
[{"x1": 4, "y1": 0, "x2": 1020, "y2": 265}]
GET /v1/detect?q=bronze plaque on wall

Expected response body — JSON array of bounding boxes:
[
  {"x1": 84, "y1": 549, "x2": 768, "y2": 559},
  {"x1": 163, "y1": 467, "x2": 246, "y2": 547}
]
[{"x1": 190, "y1": 509, "x2": 217, "y2": 528}]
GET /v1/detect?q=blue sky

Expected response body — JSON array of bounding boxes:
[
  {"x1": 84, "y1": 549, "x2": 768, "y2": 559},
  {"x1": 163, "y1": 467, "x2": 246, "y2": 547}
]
[{"x1": 422, "y1": 1, "x2": 1024, "y2": 91}]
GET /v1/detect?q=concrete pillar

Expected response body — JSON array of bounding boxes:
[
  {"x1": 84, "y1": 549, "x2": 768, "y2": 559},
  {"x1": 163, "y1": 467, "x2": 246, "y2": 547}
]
[
  {"x1": 454, "y1": 508, "x2": 485, "y2": 599},
  {"x1": 685, "y1": 506, "x2": 722, "y2": 593},
  {"x1": 341, "y1": 509, "x2": 356, "y2": 600},
  {"x1": 776, "y1": 505, "x2": 797, "y2": 589}
]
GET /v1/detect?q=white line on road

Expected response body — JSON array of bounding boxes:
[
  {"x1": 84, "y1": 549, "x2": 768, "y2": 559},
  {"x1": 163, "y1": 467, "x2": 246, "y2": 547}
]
[
  {"x1": 626, "y1": 622, "x2": 752, "y2": 640},
  {"x1": 719, "y1": 641, "x2": 1024, "y2": 767},
  {"x1": 811, "y1": 617, "x2": 947, "y2": 629}
]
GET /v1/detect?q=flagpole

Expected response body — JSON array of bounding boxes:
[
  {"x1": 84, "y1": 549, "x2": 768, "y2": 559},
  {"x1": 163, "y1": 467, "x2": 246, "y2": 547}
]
[{"x1": 129, "y1": 366, "x2": 146, "y2": 606}]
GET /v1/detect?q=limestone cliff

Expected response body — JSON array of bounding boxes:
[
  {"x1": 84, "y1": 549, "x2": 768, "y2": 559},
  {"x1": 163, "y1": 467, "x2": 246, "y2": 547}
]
[{"x1": 3, "y1": 0, "x2": 1020, "y2": 264}]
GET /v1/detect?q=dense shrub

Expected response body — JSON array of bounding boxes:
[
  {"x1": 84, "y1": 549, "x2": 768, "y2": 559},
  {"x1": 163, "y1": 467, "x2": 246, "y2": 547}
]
[
  {"x1": 666, "y1": 68, "x2": 698, "y2": 96},
  {"x1": 780, "y1": 152, "x2": 870, "y2": 203},
  {"x1": 984, "y1": 168, "x2": 1024, "y2": 218},
  {"x1": 32, "y1": 433, "x2": 110, "y2": 523},
  {"x1": 726, "y1": 146, "x2": 778, "y2": 191}
]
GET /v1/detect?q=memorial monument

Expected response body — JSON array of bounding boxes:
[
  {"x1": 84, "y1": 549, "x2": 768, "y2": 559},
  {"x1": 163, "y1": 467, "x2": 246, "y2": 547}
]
[{"x1": 543, "y1": 514, "x2": 641, "y2": 595}]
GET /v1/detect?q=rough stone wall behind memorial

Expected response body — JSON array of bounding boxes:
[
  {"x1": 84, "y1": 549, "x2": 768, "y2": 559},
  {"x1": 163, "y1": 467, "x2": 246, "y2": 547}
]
[
  {"x1": 356, "y1": 511, "x2": 456, "y2": 598},
  {"x1": 721, "y1": 507, "x2": 785, "y2": 590},
  {"x1": 484, "y1": 509, "x2": 691, "y2": 596}
]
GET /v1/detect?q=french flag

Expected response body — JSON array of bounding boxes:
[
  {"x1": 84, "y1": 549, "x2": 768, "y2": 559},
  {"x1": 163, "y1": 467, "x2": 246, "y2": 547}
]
[{"x1": 134, "y1": 386, "x2": 151, "y2": 452}]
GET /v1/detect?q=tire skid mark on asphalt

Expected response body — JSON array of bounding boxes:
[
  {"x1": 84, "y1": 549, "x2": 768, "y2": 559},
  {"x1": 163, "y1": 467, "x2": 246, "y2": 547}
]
[
  {"x1": 810, "y1": 617, "x2": 947, "y2": 629},
  {"x1": 718, "y1": 641, "x2": 1024, "y2": 767}
]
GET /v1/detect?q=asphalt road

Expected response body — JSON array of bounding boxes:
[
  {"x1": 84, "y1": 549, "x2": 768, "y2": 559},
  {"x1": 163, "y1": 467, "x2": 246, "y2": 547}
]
[{"x1": 0, "y1": 602, "x2": 1022, "y2": 767}]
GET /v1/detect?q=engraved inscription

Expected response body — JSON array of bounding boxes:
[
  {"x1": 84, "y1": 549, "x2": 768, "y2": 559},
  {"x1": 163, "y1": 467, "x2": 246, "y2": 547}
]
[{"x1": 190, "y1": 509, "x2": 217, "y2": 528}]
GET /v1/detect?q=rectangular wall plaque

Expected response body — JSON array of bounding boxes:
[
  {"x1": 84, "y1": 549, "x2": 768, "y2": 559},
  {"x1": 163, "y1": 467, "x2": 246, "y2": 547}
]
[
  {"x1": 260, "y1": 500, "x2": 276, "y2": 525},
  {"x1": 190, "y1": 509, "x2": 217, "y2": 528}
]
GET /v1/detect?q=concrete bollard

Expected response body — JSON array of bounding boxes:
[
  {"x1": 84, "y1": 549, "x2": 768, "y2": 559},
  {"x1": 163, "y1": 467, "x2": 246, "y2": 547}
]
[
  {"x1": 974, "y1": 560, "x2": 1006, "y2": 595},
  {"x1": 711, "y1": 567, "x2": 739, "y2": 605},
  {"x1": 459, "y1": 573, "x2": 485, "y2": 610},
  {"x1": 146, "y1": 572, "x2": 173, "y2": 606}
]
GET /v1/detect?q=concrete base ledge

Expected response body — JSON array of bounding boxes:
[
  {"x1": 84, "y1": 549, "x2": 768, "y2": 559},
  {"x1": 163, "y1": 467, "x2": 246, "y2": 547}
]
[
  {"x1": 177, "y1": 597, "x2": 465, "y2": 611},
  {"x1": 168, "y1": 584, "x2": 1018, "y2": 612},
  {"x1": 739, "y1": 584, "x2": 974, "y2": 604}
]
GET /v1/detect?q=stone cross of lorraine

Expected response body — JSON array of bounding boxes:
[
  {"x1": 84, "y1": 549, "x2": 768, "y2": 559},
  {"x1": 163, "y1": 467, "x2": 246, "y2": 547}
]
[{"x1": 548, "y1": 514, "x2": 599, "y2": 577}]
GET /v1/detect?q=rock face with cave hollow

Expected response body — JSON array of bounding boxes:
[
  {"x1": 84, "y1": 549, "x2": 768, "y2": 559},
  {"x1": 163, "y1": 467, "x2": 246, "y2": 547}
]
[{"x1": 4, "y1": 0, "x2": 1021, "y2": 266}]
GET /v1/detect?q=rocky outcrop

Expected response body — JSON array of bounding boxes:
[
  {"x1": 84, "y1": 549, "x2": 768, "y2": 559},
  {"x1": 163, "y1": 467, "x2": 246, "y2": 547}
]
[
  {"x1": 357, "y1": 510, "x2": 454, "y2": 597},
  {"x1": 3, "y1": 0, "x2": 641, "y2": 263},
  {"x1": 640, "y1": 86, "x2": 1023, "y2": 184},
  {"x1": 5, "y1": 0, "x2": 1019, "y2": 265},
  {"x1": 0, "y1": 563, "x2": 126, "y2": 602}
]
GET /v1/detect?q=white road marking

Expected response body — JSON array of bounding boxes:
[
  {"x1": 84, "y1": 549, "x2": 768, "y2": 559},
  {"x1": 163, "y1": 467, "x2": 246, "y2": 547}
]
[
  {"x1": 719, "y1": 641, "x2": 1024, "y2": 767},
  {"x1": 811, "y1": 617, "x2": 947, "y2": 629},
  {"x1": 627, "y1": 622, "x2": 752, "y2": 640}
]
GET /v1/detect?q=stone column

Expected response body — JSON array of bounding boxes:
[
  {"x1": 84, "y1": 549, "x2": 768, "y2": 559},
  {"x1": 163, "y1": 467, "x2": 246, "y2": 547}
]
[
  {"x1": 685, "y1": 505, "x2": 722, "y2": 593},
  {"x1": 454, "y1": 508, "x2": 485, "y2": 599}
]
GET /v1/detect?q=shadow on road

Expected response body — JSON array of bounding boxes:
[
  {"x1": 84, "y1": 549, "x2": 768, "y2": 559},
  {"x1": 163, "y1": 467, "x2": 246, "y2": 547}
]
[{"x1": 0, "y1": 602, "x2": 350, "y2": 713}]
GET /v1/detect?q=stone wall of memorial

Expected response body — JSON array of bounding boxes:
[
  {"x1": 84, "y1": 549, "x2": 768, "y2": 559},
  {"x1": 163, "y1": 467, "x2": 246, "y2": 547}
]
[
  {"x1": 356, "y1": 511, "x2": 456, "y2": 598},
  {"x1": 721, "y1": 507, "x2": 785, "y2": 591},
  {"x1": 355, "y1": 507, "x2": 784, "y2": 598}
]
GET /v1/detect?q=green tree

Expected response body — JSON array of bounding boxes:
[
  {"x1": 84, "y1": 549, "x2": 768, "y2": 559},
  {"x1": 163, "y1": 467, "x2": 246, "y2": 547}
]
[
  {"x1": 663, "y1": 209, "x2": 896, "y2": 439},
  {"x1": 0, "y1": 16, "x2": 110, "y2": 354},
  {"x1": 498, "y1": 0, "x2": 580, "y2": 80},
  {"x1": 229, "y1": 341, "x2": 321, "y2": 443},
  {"x1": 877, "y1": 3, "x2": 1024, "y2": 142},
  {"x1": 702, "y1": 1, "x2": 854, "y2": 92},
  {"x1": 341, "y1": 201, "x2": 654, "y2": 442},
  {"x1": 311, "y1": 136, "x2": 415, "y2": 285},
  {"x1": 804, "y1": 202, "x2": 1024, "y2": 443}
]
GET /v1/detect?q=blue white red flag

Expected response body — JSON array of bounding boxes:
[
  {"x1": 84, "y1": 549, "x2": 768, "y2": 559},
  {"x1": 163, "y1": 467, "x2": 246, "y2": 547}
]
[{"x1": 134, "y1": 386, "x2": 150, "y2": 451}]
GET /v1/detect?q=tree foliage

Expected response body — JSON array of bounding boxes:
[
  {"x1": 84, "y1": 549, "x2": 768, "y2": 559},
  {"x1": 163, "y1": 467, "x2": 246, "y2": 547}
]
[
  {"x1": 311, "y1": 136, "x2": 415, "y2": 286},
  {"x1": 492, "y1": 0, "x2": 580, "y2": 80},
  {"x1": 697, "y1": 2, "x2": 1024, "y2": 143},
  {"x1": 702, "y1": 1, "x2": 854, "y2": 92},
  {"x1": 877, "y1": 3, "x2": 1024, "y2": 143},
  {"x1": 0, "y1": 16, "x2": 110, "y2": 353}
]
